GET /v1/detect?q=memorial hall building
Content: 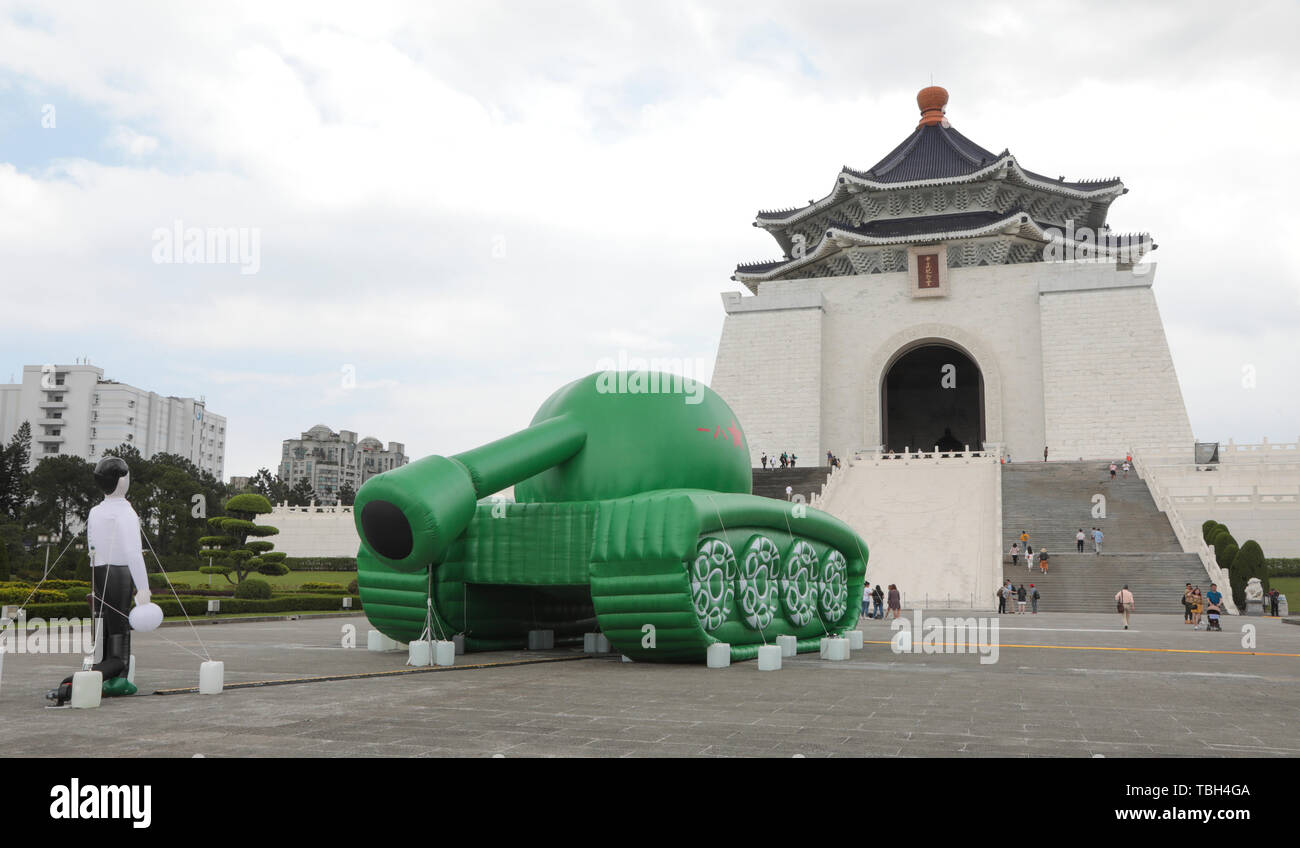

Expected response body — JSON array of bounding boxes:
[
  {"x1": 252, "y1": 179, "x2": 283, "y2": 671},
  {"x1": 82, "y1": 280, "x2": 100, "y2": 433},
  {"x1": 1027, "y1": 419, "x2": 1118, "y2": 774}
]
[{"x1": 712, "y1": 86, "x2": 1193, "y2": 465}]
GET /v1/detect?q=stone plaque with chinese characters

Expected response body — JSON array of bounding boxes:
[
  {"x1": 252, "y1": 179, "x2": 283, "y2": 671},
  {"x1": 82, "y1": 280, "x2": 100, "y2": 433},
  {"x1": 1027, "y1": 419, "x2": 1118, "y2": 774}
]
[
  {"x1": 917, "y1": 253, "x2": 941, "y2": 289},
  {"x1": 907, "y1": 245, "x2": 948, "y2": 298}
]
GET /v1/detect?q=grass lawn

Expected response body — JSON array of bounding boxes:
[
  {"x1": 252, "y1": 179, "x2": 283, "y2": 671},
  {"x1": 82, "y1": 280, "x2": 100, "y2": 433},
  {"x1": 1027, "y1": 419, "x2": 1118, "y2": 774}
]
[
  {"x1": 154, "y1": 570, "x2": 357, "y2": 590},
  {"x1": 1267, "y1": 576, "x2": 1298, "y2": 605}
]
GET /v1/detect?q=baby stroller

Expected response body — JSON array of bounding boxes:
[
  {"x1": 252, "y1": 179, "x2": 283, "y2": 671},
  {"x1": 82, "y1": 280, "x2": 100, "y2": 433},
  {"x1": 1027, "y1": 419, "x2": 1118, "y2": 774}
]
[{"x1": 1205, "y1": 603, "x2": 1222, "y2": 632}]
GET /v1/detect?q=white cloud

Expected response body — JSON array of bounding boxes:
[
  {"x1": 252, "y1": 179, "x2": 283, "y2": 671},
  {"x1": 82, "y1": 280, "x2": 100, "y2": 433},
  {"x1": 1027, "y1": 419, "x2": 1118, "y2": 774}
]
[{"x1": 1, "y1": 1, "x2": 1298, "y2": 476}]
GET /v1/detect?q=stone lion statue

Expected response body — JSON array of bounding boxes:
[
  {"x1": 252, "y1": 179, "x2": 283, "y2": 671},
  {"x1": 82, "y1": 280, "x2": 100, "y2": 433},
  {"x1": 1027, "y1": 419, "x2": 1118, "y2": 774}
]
[{"x1": 1245, "y1": 577, "x2": 1264, "y2": 601}]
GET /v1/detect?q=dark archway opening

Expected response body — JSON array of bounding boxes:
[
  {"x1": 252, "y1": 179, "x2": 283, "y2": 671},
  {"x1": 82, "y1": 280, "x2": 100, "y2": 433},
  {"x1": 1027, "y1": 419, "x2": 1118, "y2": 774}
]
[{"x1": 881, "y1": 343, "x2": 985, "y2": 453}]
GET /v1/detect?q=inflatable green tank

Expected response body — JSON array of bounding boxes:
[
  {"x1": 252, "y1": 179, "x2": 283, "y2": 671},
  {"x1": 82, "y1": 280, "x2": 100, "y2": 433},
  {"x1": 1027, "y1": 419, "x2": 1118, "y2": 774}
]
[{"x1": 353, "y1": 372, "x2": 868, "y2": 662}]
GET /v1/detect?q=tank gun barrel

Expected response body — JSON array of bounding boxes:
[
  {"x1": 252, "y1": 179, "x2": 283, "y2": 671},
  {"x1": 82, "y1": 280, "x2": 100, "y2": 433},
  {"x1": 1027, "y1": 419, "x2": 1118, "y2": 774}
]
[{"x1": 354, "y1": 414, "x2": 586, "y2": 571}]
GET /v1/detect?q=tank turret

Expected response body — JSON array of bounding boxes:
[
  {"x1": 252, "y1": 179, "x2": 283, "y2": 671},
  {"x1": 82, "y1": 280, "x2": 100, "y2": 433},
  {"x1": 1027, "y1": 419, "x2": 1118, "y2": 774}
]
[{"x1": 353, "y1": 371, "x2": 868, "y2": 663}]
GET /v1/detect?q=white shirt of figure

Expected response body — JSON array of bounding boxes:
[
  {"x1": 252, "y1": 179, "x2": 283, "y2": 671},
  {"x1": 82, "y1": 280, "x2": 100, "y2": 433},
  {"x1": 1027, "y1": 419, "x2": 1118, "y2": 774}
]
[{"x1": 86, "y1": 474, "x2": 149, "y2": 594}]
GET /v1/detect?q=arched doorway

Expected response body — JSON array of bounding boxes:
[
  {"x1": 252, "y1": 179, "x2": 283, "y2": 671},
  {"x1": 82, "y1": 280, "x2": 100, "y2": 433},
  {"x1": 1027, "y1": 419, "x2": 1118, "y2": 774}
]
[{"x1": 881, "y1": 343, "x2": 985, "y2": 453}]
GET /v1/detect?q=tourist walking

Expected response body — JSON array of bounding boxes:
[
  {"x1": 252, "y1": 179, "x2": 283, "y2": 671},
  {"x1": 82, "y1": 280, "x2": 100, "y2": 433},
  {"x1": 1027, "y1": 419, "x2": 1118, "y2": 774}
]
[
  {"x1": 887, "y1": 584, "x2": 901, "y2": 619},
  {"x1": 1044, "y1": 446, "x2": 1049, "y2": 462},
  {"x1": 761, "y1": 453, "x2": 768, "y2": 470},
  {"x1": 1115, "y1": 585, "x2": 1135, "y2": 629},
  {"x1": 1109, "y1": 462, "x2": 1117, "y2": 480},
  {"x1": 1190, "y1": 587, "x2": 1203, "y2": 630},
  {"x1": 862, "y1": 581, "x2": 871, "y2": 618},
  {"x1": 789, "y1": 453, "x2": 797, "y2": 467},
  {"x1": 1269, "y1": 588, "x2": 1280, "y2": 617},
  {"x1": 872, "y1": 583, "x2": 885, "y2": 619},
  {"x1": 1009, "y1": 542, "x2": 1020, "y2": 566},
  {"x1": 1092, "y1": 527, "x2": 1103, "y2": 554},
  {"x1": 1016, "y1": 583, "x2": 1027, "y2": 614},
  {"x1": 1182, "y1": 583, "x2": 1194, "y2": 623},
  {"x1": 996, "y1": 582, "x2": 1007, "y2": 614},
  {"x1": 1122, "y1": 461, "x2": 1130, "y2": 478},
  {"x1": 785, "y1": 484, "x2": 793, "y2": 501},
  {"x1": 1020, "y1": 529, "x2": 1030, "y2": 552},
  {"x1": 1076, "y1": 528, "x2": 1085, "y2": 553},
  {"x1": 1039, "y1": 548, "x2": 1049, "y2": 574},
  {"x1": 1030, "y1": 584, "x2": 1040, "y2": 614}
]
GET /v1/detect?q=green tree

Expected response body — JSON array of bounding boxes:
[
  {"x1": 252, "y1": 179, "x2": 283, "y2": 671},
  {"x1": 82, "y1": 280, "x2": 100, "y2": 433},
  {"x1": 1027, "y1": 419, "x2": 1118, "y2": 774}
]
[
  {"x1": 27, "y1": 455, "x2": 97, "y2": 542},
  {"x1": 1230, "y1": 540, "x2": 1267, "y2": 609},
  {"x1": 1201, "y1": 520, "x2": 1225, "y2": 545},
  {"x1": 337, "y1": 481, "x2": 356, "y2": 506},
  {"x1": 198, "y1": 493, "x2": 285, "y2": 584},
  {"x1": 251, "y1": 467, "x2": 290, "y2": 504},
  {"x1": 287, "y1": 477, "x2": 316, "y2": 507},
  {"x1": 0, "y1": 421, "x2": 33, "y2": 519}
]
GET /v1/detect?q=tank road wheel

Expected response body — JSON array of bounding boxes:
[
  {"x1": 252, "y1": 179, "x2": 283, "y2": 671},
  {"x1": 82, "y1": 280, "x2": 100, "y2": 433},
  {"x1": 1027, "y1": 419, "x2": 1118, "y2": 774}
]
[
  {"x1": 690, "y1": 538, "x2": 736, "y2": 632},
  {"x1": 781, "y1": 539, "x2": 818, "y2": 628},
  {"x1": 819, "y1": 549, "x2": 849, "y2": 622},
  {"x1": 737, "y1": 534, "x2": 781, "y2": 630}
]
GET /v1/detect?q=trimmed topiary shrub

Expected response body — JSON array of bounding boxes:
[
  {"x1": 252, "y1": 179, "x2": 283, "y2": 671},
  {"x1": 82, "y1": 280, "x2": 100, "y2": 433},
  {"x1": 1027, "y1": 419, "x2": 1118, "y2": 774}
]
[
  {"x1": 1202, "y1": 520, "x2": 1225, "y2": 544},
  {"x1": 347, "y1": 578, "x2": 358, "y2": 594},
  {"x1": 233, "y1": 577, "x2": 272, "y2": 600},
  {"x1": 1213, "y1": 532, "x2": 1238, "y2": 570},
  {"x1": 1229, "y1": 540, "x2": 1267, "y2": 606}
]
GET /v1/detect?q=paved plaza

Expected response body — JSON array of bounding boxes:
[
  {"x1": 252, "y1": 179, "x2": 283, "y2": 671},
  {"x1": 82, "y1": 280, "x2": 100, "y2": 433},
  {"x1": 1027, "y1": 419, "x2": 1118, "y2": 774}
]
[{"x1": 2, "y1": 611, "x2": 1297, "y2": 757}]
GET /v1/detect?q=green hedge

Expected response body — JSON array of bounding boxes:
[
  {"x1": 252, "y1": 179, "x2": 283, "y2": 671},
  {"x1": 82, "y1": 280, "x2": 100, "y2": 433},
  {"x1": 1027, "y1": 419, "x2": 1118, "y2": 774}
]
[
  {"x1": 0, "y1": 587, "x2": 70, "y2": 604},
  {"x1": 22, "y1": 593, "x2": 362, "y2": 620},
  {"x1": 1266, "y1": 558, "x2": 1300, "y2": 577},
  {"x1": 299, "y1": 582, "x2": 346, "y2": 594},
  {"x1": 284, "y1": 556, "x2": 357, "y2": 572}
]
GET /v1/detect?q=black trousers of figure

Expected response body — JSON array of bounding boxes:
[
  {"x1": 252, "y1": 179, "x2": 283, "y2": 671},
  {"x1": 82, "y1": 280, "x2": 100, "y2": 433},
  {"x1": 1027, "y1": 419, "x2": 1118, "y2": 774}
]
[{"x1": 62, "y1": 565, "x2": 132, "y2": 685}]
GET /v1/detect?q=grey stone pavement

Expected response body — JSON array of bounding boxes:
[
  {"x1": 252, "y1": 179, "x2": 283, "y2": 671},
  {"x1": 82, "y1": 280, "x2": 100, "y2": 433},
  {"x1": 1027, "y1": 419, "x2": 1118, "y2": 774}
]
[{"x1": 2, "y1": 611, "x2": 1297, "y2": 757}]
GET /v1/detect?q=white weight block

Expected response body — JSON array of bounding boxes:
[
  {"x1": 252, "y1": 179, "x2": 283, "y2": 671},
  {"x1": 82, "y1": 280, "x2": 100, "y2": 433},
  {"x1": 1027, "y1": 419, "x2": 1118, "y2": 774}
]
[
  {"x1": 453, "y1": 634, "x2": 465, "y2": 655},
  {"x1": 527, "y1": 629, "x2": 554, "y2": 650},
  {"x1": 823, "y1": 637, "x2": 850, "y2": 661},
  {"x1": 595, "y1": 634, "x2": 611, "y2": 653},
  {"x1": 408, "y1": 640, "x2": 433, "y2": 666},
  {"x1": 706, "y1": 642, "x2": 731, "y2": 668},
  {"x1": 198, "y1": 661, "x2": 224, "y2": 694},
  {"x1": 434, "y1": 640, "x2": 455, "y2": 666},
  {"x1": 127, "y1": 654, "x2": 136, "y2": 684},
  {"x1": 819, "y1": 636, "x2": 830, "y2": 658},
  {"x1": 71, "y1": 670, "x2": 103, "y2": 708},
  {"x1": 847, "y1": 630, "x2": 864, "y2": 650},
  {"x1": 583, "y1": 633, "x2": 600, "y2": 653},
  {"x1": 776, "y1": 634, "x2": 797, "y2": 657},
  {"x1": 621, "y1": 655, "x2": 633, "y2": 663},
  {"x1": 757, "y1": 644, "x2": 782, "y2": 671},
  {"x1": 367, "y1": 629, "x2": 396, "y2": 651}
]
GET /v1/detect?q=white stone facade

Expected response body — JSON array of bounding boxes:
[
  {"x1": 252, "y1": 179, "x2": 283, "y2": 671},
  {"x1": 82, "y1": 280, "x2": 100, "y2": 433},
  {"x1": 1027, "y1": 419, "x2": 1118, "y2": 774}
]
[
  {"x1": 814, "y1": 450, "x2": 1003, "y2": 610},
  {"x1": 712, "y1": 259, "x2": 1194, "y2": 466}
]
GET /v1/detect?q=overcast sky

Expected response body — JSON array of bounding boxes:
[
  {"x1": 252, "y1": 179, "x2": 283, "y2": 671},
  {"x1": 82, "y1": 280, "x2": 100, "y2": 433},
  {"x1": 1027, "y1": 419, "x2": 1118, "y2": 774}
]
[{"x1": 2, "y1": 1, "x2": 1298, "y2": 478}]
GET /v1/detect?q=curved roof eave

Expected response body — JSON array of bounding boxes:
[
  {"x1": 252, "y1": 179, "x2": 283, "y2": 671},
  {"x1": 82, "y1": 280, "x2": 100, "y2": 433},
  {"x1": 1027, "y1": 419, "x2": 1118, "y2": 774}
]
[
  {"x1": 754, "y1": 156, "x2": 1125, "y2": 229},
  {"x1": 736, "y1": 212, "x2": 1148, "y2": 284}
]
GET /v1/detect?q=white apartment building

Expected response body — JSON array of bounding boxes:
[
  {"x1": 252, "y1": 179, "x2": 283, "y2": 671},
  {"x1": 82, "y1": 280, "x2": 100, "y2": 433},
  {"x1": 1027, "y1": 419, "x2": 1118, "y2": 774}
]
[
  {"x1": 0, "y1": 362, "x2": 227, "y2": 478},
  {"x1": 279, "y1": 425, "x2": 406, "y2": 504}
]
